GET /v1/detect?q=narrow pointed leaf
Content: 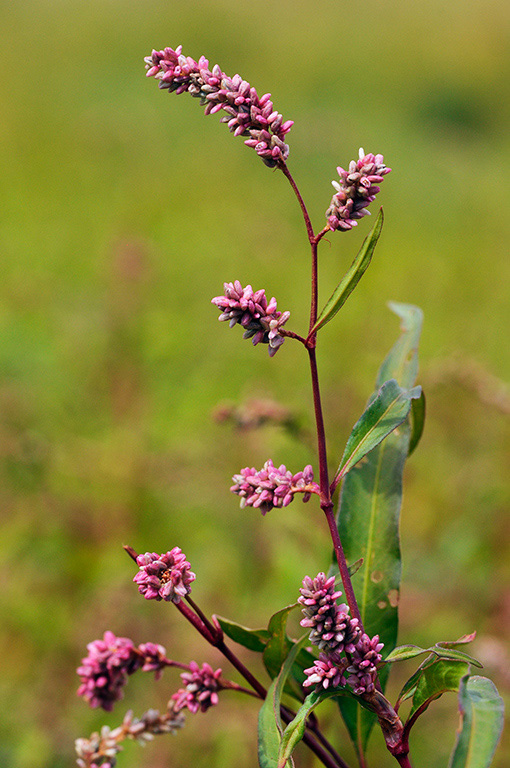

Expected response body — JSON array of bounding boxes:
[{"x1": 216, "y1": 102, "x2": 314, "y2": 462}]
[
  {"x1": 438, "y1": 632, "x2": 477, "y2": 648},
  {"x1": 432, "y1": 646, "x2": 482, "y2": 667},
  {"x1": 258, "y1": 633, "x2": 310, "y2": 768},
  {"x1": 448, "y1": 675, "x2": 504, "y2": 768},
  {"x1": 334, "y1": 379, "x2": 421, "y2": 483},
  {"x1": 384, "y1": 644, "x2": 429, "y2": 663},
  {"x1": 258, "y1": 676, "x2": 283, "y2": 768},
  {"x1": 408, "y1": 389, "x2": 426, "y2": 456},
  {"x1": 333, "y1": 303, "x2": 423, "y2": 756},
  {"x1": 311, "y1": 209, "x2": 383, "y2": 334},
  {"x1": 216, "y1": 616, "x2": 270, "y2": 653},
  {"x1": 385, "y1": 643, "x2": 482, "y2": 667},
  {"x1": 277, "y1": 688, "x2": 355, "y2": 768}
]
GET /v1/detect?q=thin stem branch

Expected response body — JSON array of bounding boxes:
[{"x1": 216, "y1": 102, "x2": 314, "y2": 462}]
[
  {"x1": 307, "y1": 347, "x2": 363, "y2": 624},
  {"x1": 175, "y1": 600, "x2": 217, "y2": 644},
  {"x1": 279, "y1": 328, "x2": 308, "y2": 345},
  {"x1": 279, "y1": 161, "x2": 315, "y2": 244},
  {"x1": 186, "y1": 595, "x2": 221, "y2": 641}
]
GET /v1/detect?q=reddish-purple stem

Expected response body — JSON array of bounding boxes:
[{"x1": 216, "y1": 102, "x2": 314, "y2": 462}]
[{"x1": 123, "y1": 546, "x2": 346, "y2": 768}]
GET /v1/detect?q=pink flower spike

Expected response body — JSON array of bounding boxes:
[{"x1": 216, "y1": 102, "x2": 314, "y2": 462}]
[
  {"x1": 326, "y1": 149, "x2": 391, "y2": 232},
  {"x1": 144, "y1": 47, "x2": 292, "y2": 167},
  {"x1": 231, "y1": 459, "x2": 319, "y2": 514},
  {"x1": 212, "y1": 281, "x2": 290, "y2": 356}
]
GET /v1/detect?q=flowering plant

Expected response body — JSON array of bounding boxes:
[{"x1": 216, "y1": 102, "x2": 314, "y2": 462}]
[{"x1": 74, "y1": 46, "x2": 504, "y2": 768}]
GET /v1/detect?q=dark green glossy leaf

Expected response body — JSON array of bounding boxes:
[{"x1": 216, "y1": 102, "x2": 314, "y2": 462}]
[
  {"x1": 333, "y1": 379, "x2": 421, "y2": 484},
  {"x1": 448, "y1": 676, "x2": 504, "y2": 768},
  {"x1": 311, "y1": 209, "x2": 383, "y2": 334},
  {"x1": 408, "y1": 389, "x2": 426, "y2": 456},
  {"x1": 333, "y1": 302, "x2": 423, "y2": 757},
  {"x1": 257, "y1": 633, "x2": 310, "y2": 768},
  {"x1": 216, "y1": 615, "x2": 270, "y2": 653},
  {"x1": 408, "y1": 659, "x2": 470, "y2": 720}
]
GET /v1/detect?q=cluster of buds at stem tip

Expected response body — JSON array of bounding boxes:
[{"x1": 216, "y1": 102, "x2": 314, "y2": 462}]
[
  {"x1": 133, "y1": 548, "x2": 196, "y2": 603},
  {"x1": 145, "y1": 46, "x2": 293, "y2": 167},
  {"x1": 212, "y1": 281, "x2": 290, "y2": 356},
  {"x1": 231, "y1": 459, "x2": 319, "y2": 514},
  {"x1": 75, "y1": 705, "x2": 185, "y2": 768},
  {"x1": 326, "y1": 148, "x2": 391, "y2": 231},
  {"x1": 299, "y1": 573, "x2": 384, "y2": 695},
  {"x1": 77, "y1": 632, "x2": 170, "y2": 711}
]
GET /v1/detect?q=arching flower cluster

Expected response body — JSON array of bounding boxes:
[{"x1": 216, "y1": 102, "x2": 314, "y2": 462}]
[
  {"x1": 133, "y1": 549, "x2": 196, "y2": 603},
  {"x1": 299, "y1": 573, "x2": 383, "y2": 695},
  {"x1": 145, "y1": 46, "x2": 293, "y2": 167},
  {"x1": 77, "y1": 632, "x2": 169, "y2": 711},
  {"x1": 231, "y1": 460, "x2": 319, "y2": 515},
  {"x1": 212, "y1": 281, "x2": 290, "y2": 357},
  {"x1": 326, "y1": 148, "x2": 391, "y2": 231}
]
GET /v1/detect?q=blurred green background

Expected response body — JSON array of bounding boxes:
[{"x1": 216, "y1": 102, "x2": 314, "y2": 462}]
[{"x1": 0, "y1": 0, "x2": 508, "y2": 766}]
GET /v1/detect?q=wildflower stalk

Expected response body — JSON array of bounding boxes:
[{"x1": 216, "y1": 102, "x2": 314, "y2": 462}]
[
  {"x1": 278, "y1": 162, "x2": 364, "y2": 629},
  {"x1": 124, "y1": 547, "x2": 345, "y2": 768}
]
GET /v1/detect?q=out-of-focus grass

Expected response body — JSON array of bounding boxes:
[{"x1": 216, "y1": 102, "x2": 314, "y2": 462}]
[{"x1": 0, "y1": 1, "x2": 508, "y2": 766}]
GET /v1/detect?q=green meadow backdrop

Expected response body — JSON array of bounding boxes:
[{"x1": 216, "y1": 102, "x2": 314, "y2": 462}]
[{"x1": 1, "y1": 1, "x2": 508, "y2": 766}]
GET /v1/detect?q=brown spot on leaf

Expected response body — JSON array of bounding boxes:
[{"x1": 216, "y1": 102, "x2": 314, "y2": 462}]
[
  {"x1": 370, "y1": 570, "x2": 384, "y2": 583},
  {"x1": 388, "y1": 589, "x2": 399, "y2": 607},
  {"x1": 377, "y1": 600, "x2": 387, "y2": 609}
]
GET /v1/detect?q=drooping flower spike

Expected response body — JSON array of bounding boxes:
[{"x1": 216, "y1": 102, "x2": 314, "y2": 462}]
[
  {"x1": 326, "y1": 148, "x2": 391, "y2": 231},
  {"x1": 231, "y1": 459, "x2": 319, "y2": 514},
  {"x1": 145, "y1": 46, "x2": 293, "y2": 167},
  {"x1": 212, "y1": 281, "x2": 290, "y2": 356}
]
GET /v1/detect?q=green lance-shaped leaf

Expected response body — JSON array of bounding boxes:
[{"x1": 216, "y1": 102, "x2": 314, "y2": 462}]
[
  {"x1": 311, "y1": 209, "x2": 384, "y2": 334},
  {"x1": 332, "y1": 379, "x2": 421, "y2": 487},
  {"x1": 277, "y1": 687, "x2": 361, "y2": 768},
  {"x1": 257, "y1": 632, "x2": 311, "y2": 768},
  {"x1": 332, "y1": 302, "x2": 423, "y2": 759},
  {"x1": 385, "y1": 640, "x2": 482, "y2": 667},
  {"x1": 215, "y1": 616, "x2": 270, "y2": 653},
  {"x1": 447, "y1": 675, "x2": 504, "y2": 768}
]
